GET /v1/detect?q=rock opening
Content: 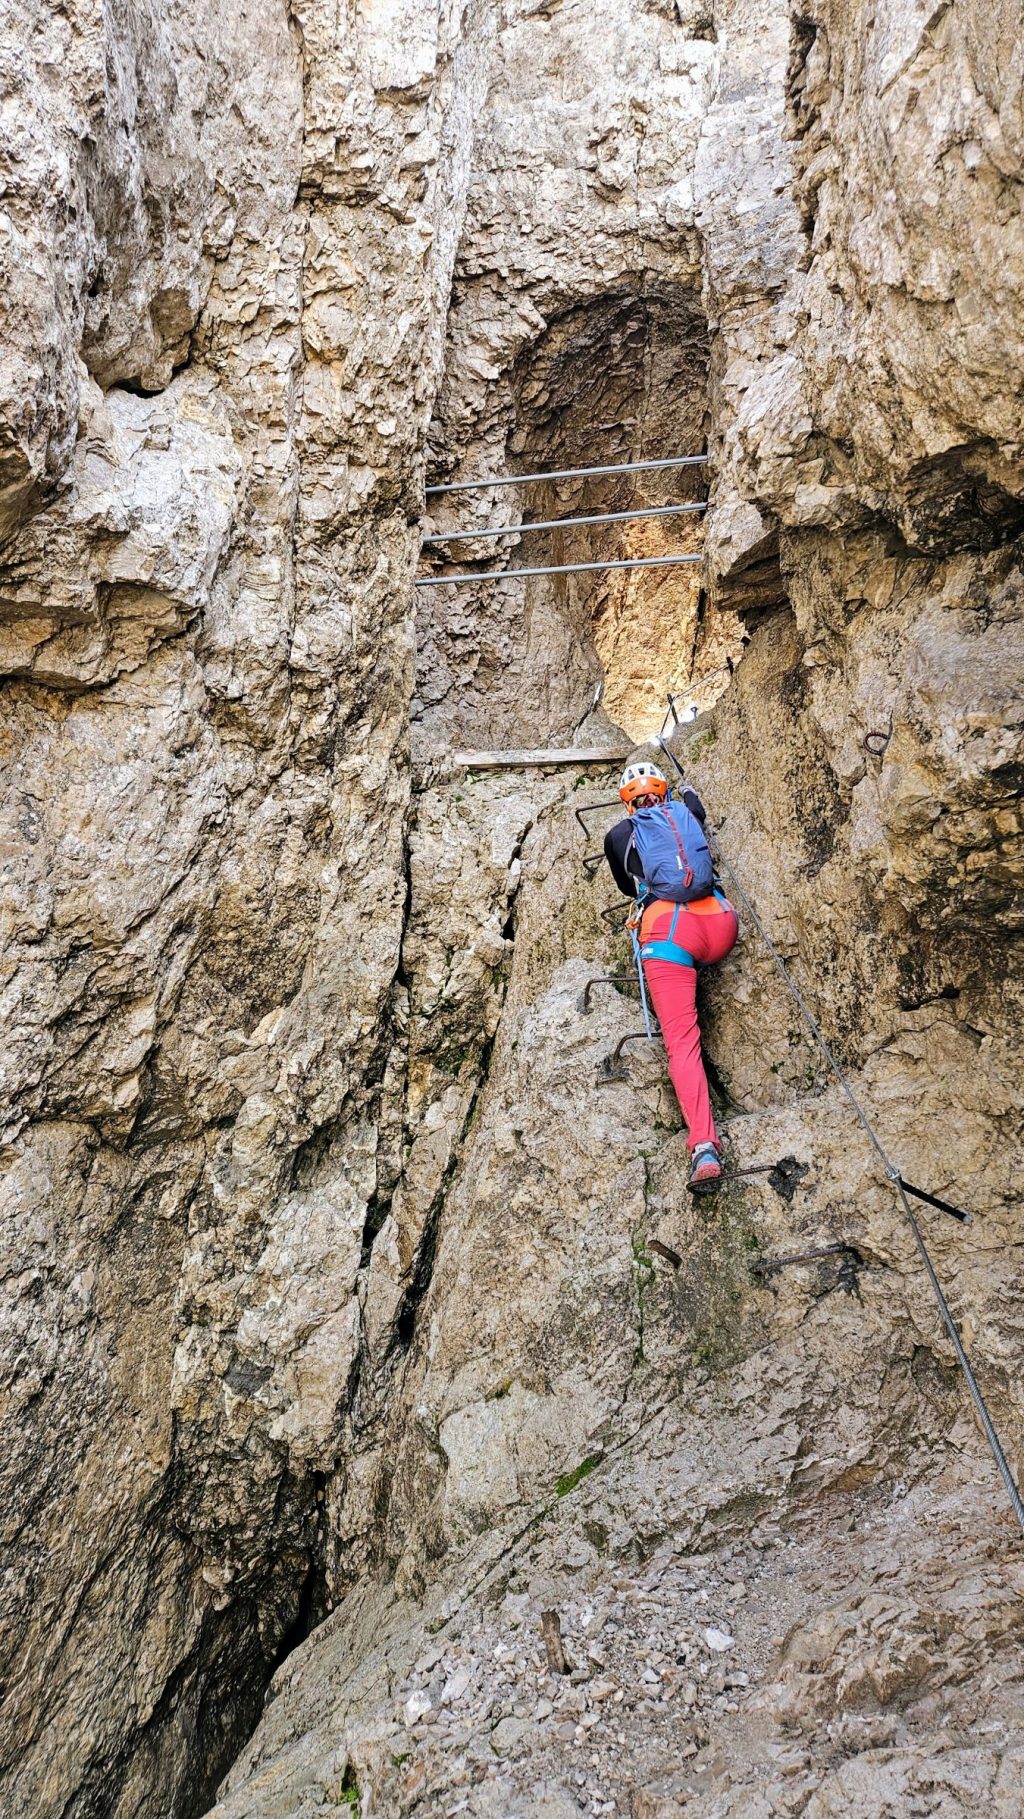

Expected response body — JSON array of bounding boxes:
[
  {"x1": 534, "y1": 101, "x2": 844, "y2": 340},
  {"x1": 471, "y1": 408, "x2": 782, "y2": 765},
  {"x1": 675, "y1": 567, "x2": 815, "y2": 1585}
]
[{"x1": 418, "y1": 284, "x2": 748, "y2": 751}]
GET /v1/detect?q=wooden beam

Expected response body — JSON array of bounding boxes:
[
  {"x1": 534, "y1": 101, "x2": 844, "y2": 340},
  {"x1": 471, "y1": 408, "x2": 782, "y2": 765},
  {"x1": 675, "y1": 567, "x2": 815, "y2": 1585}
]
[{"x1": 453, "y1": 746, "x2": 629, "y2": 770}]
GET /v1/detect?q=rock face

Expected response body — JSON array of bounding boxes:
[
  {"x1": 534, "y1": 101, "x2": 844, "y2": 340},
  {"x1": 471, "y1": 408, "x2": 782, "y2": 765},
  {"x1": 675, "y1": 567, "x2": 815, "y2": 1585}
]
[
  {"x1": 1, "y1": 0, "x2": 492, "y2": 1811},
  {"x1": 0, "y1": 0, "x2": 293, "y2": 540},
  {"x1": 1, "y1": 1, "x2": 1022, "y2": 1817}
]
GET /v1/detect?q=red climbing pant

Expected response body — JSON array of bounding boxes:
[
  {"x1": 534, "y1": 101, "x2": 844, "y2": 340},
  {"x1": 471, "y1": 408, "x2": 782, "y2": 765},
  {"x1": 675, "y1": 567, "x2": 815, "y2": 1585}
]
[{"x1": 640, "y1": 897, "x2": 738, "y2": 1152}]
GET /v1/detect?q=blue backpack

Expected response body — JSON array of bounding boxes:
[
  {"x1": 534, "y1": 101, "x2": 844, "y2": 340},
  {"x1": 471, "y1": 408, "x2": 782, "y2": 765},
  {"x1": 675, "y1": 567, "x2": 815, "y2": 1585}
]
[{"x1": 628, "y1": 793, "x2": 714, "y2": 904}]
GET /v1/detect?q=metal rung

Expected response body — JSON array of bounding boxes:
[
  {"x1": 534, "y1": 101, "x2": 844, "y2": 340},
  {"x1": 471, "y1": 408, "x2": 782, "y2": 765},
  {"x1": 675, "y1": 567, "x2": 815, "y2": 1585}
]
[
  {"x1": 658, "y1": 663, "x2": 737, "y2": 737},
  {"x1": 425, "y1": 455, "x2": 708, "y2": 495},
  {"x1": 597, "y1": 1028, "x2": 659, "y2": 1082},
  {"x1": 574, "y1": 799, "x2": 621, "y2": 834},
  {"x1": 613, "y1": 1029, "x2": 660, "y2": 1062},
  {"x1": 898, "y1": 1178, "x2": 970, "y2": 1224},
  {"x1": 422, "y1": 502, "x2": 707, "y2": 544},
  {"x1": 600, "y1": 903, "x2": 631, "y2": 929},
  {"x1": 751, "y1": 1242, "x2": 861, "y2": 1277},
  {"x1": 416, "y1": 554, "x2": 702, "y2": 589},
  {"x1": 577, "y1": 975, "x2": 637, "y2": 1014}
]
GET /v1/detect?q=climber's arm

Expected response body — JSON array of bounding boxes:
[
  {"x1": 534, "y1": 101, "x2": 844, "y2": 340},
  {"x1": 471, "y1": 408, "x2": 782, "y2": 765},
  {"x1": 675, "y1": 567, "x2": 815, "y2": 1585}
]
[
  {"x1": 604, "y1": 819, "x2": 640, "y2": 898},
  {"x1": 679, "y1": 785, "x2": 706, "y2": 824}
]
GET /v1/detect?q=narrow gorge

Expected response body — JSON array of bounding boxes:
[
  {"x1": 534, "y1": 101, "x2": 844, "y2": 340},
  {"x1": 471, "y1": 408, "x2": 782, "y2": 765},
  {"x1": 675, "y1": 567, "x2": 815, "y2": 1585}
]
[{"x1": 1, "y1": 1, "x2": 1022, "y2": 1816}]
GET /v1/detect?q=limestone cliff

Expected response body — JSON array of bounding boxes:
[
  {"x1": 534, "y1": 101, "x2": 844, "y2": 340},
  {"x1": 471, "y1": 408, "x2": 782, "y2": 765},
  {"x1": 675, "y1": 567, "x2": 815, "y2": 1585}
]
[
  {"x1": 2, "y1": 0, "x2": 492, "y2": 1808},
  {"x1": 1, "y1": 1, "x2": 1021, "y2": 1817}
]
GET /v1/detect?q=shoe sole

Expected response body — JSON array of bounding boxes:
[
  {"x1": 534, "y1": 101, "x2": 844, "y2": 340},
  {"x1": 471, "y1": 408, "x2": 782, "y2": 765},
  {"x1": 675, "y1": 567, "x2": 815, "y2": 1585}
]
[{"x1": 688, "y1": 1172, "x2": 722, "y2": 1196}]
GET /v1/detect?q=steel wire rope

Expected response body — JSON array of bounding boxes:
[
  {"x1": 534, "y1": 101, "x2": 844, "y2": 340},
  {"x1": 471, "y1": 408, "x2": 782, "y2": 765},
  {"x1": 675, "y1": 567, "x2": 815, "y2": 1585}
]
[
  {"x1": 421, "y1": 501, "x2": 707, "y2": 543},
  {"x1": 896, "y1": 1179, "x2": 1024, "y2": 1530},
  {"x1": 655, "y1": 731, "x2": 1024, "y2": 1537},
  {"x1": 425, "y1": 454, "x2": 708, "y2": 494},
  {"x1": 416, "y1": 553, "x2": 702, "y2": 589}
]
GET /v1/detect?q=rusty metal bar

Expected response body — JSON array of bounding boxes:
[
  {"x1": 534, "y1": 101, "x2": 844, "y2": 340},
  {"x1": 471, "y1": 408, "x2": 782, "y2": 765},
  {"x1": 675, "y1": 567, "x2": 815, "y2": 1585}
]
[
  {"x1": 751, "y1": 1243, "x2": 861, "y2": 1279},
  {"x1": 574, "y1": 799, "x2": 620, "y2": 835},
  {"x1": 577, "y1": 975, "x2": 637, "y2": 1014},
  {"x1": 596, "y1": 1028, "x2": 660, "y2": 1082},
  {"x1": 614, "y1": 1029, "x2": 659, "y2": 1062},
  {"x1": 600, "y1": 903, "x2": 631, "y2": 929}
]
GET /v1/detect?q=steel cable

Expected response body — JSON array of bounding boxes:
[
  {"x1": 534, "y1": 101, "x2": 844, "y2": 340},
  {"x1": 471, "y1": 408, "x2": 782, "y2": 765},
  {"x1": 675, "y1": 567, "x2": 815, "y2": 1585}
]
[
  {"x1": 425, "y1": 454, "x2": 708, "y2": 494},
  {"x1": 422, "y1": 501, "x2": 707, "y2": 543},
  {"x1": 897, "y1": 1182, "x2": 1024, "y2": 1531},
  {"x1": 656, "y1": 732, "x2": 1024, "y2": 1538},
  {"x1": 416, "y1": 553, "x2": 702, "y2": 588}
]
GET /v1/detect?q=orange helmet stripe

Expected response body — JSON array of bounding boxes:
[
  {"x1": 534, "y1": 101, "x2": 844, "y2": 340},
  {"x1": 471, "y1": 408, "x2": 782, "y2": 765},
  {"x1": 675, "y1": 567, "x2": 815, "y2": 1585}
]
[{"x1": 619, "y1": 775, "x2": 669, "y2": 804}]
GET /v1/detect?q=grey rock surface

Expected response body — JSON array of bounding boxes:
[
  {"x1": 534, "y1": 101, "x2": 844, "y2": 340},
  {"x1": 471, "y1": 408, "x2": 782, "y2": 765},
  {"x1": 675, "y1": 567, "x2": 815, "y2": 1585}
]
[
  {"x1": 0, "y1": 0, "x2": 1021, "y2": 1815},
  {"x1": 1, "y1": 0, "x2": 493, "y2": 1810}
]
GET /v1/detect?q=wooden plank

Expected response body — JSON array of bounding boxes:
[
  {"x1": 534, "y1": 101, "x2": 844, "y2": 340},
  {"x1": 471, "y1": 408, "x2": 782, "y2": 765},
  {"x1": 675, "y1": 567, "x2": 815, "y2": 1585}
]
[{"x1": 454, "y1": 746, "x2": 629, "y2": 769}]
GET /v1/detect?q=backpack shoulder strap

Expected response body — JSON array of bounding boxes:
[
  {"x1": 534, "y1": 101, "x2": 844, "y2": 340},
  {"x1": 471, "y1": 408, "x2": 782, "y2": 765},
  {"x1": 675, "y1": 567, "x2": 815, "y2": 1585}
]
[
  {"x1": 659, "y1": 801, "x2": 693, "y2": 890},
  {"x1": 624, "y1": 830, "x2": 648, "y2": 903}
]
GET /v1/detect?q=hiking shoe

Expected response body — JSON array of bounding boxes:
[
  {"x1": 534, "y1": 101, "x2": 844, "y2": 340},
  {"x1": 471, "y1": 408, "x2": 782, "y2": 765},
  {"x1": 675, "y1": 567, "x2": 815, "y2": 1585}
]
[{"x1": 687, "y1": 1142, "x2": 723, "y2": 1195}]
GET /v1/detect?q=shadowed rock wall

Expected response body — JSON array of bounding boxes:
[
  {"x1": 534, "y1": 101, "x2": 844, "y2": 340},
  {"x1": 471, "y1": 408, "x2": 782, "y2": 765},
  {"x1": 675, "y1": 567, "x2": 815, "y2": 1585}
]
[
  {"x1": 1, "y1": 0, "x2": 494, "y2": 1812},
  {"x1": 212, "y1": 0, "x2": 1023, "y2": 1813},
  {"x1": 1, "y1": 0, "x2": 1022, "y2": 1815}
]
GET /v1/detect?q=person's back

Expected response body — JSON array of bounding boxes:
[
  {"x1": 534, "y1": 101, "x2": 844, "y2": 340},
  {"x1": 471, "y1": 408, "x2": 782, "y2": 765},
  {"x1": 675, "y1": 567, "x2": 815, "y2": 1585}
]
[{"x1": 605, "y1": 761, "x2": 738, "y2": 1193}]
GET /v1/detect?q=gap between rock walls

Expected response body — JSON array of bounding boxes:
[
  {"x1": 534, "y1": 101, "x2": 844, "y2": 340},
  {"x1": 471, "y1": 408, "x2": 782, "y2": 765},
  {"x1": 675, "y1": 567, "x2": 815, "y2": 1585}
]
[
  {"x1": 218, "y1": 272, "x2": 748, "y2": 1743},
  {"x1": 285, "y1": 279, "x2": 804, "y2": 1607},
  {"x1": 415, "y1": 279, "x2": 753, "y2": 756},
  {"x1": 200, "y1": 133, "x2": 928, "y2": 1784},
  {"x1": 6, "y1": 0, "x2": 1023, "y2": 1812},
  {"x1": 222, "y1": 217, "x2": 1024, "y2": 1799}
]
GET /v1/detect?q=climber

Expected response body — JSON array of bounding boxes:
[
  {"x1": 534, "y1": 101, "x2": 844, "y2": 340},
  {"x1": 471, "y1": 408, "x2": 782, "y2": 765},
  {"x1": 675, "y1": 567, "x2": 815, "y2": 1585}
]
[{"x1": 604, "y1": 762, "x2": 738, "y2": 1193}]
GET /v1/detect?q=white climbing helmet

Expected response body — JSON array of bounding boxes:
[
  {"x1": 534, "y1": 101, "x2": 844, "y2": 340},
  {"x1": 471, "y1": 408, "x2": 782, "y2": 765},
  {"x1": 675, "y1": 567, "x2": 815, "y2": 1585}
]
[{"x1": 618, "y1": 761, "x2": 668, "y2": 806}]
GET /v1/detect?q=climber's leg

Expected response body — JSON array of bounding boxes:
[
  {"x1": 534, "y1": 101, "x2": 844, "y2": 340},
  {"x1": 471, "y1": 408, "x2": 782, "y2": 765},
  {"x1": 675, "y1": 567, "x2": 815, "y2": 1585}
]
[
  {"x1": 642, "y1": 956, "x2": 715, "y2": 1149},
  {"x1": 642, "y1": 905, "x2": 738, "y2": 1151}
]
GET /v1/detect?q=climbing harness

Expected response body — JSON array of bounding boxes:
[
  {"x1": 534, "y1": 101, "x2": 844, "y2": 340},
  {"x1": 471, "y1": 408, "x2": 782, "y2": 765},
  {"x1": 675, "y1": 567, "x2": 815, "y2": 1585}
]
[
  {"x1": 620, "y1": 900, "x2": 706, "y2": 1062},
  {"x1": 638, "y1": 902, "x2": 697, "y2": 968},
  {"x1": 653, "y1": 731, "x2": 1024, "y2": 1539}
]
